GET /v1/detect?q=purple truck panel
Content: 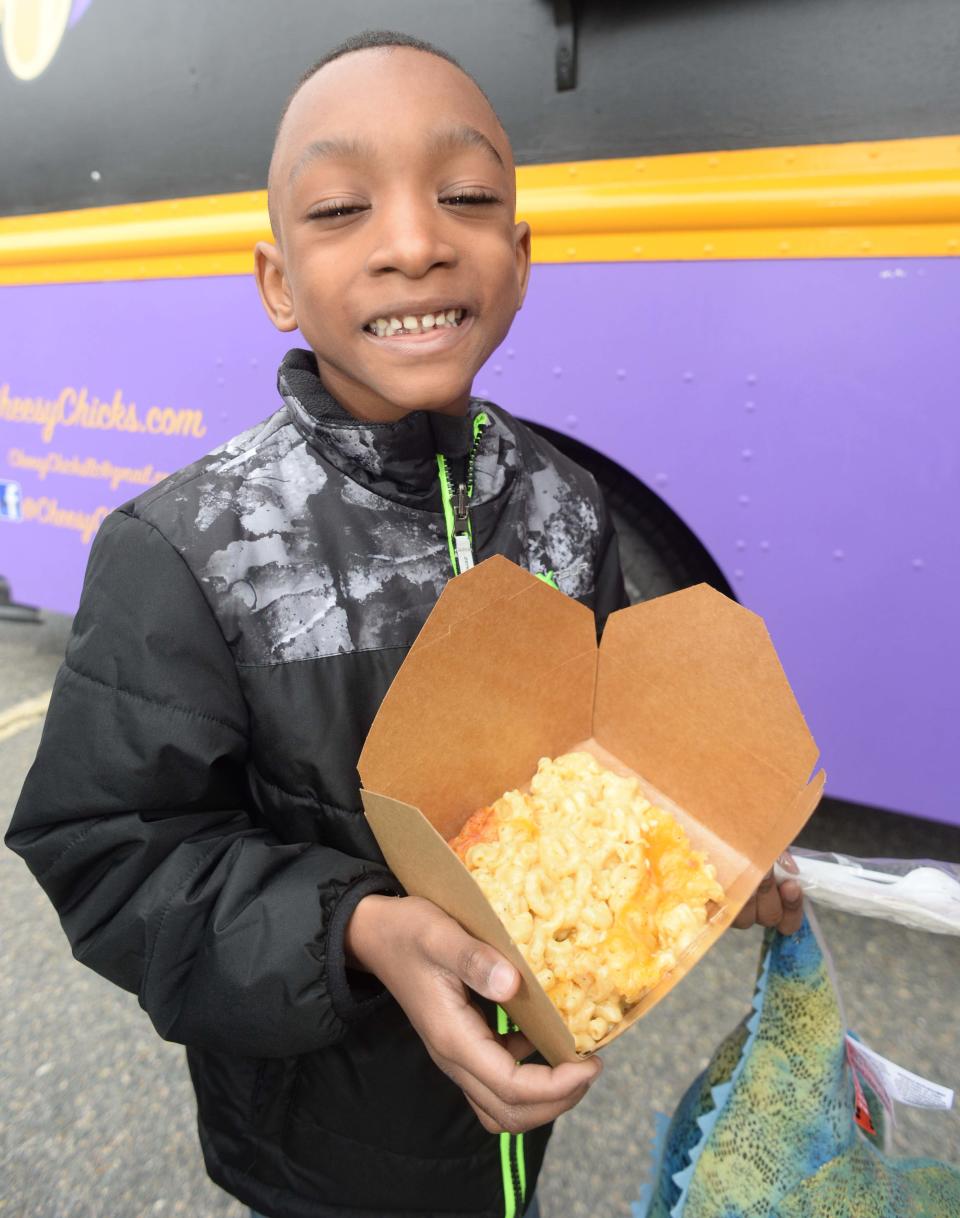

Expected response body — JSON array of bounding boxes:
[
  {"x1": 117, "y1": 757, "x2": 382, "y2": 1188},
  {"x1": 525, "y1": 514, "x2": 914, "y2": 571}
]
[{"x1": 1, "y1": 260, "x2": 957, "y2": 825}]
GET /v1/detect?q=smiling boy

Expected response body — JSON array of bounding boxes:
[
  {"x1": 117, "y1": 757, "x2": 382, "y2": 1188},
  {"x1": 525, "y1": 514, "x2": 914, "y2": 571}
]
[
  {"x1": 258, "y1": 41, "x2": 526, "y2": 425},
  {"x1": 7, "y1": 30, "x2": 801, "y2": 1218}
]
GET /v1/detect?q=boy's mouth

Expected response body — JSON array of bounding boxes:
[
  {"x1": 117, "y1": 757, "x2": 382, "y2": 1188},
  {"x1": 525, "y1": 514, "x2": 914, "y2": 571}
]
[{"x1": 363, "y1": 307, "x2": 467, "y2": 338}]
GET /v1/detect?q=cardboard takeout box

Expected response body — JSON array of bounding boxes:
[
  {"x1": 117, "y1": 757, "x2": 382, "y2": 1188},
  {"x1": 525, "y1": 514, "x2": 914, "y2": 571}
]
[{"x1": 359, "y1": 557, "x2": 824, "y2": 1065}]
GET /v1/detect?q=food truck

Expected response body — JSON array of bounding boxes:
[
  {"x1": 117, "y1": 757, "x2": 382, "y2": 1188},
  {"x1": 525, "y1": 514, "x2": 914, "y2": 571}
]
[{"x1": 1, "y1": 0, "x2": 957, "y2": 826}]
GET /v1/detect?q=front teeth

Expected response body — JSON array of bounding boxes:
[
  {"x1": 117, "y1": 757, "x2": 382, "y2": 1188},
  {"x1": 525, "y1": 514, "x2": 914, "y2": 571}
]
[{"x1": 367, "y1": 308, "x2": 465, "y2": 337}]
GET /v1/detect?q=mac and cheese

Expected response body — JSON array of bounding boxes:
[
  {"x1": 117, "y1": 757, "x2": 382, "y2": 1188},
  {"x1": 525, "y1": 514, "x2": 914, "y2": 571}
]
[{"x1": 449, "y1": 752, "x2": 724, "y2": 1052}]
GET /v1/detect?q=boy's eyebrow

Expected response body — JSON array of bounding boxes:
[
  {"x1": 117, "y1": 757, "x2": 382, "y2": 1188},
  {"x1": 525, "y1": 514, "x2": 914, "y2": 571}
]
[
  {"x1": 288, "y1": 136, "x2": 369, "y2": 185},
  {"x1": 287, "y1": 122, "x2": 504, "y2": 186},
  {"x1": 427, "y1": 123, "x2": 505, "y2": 169}
]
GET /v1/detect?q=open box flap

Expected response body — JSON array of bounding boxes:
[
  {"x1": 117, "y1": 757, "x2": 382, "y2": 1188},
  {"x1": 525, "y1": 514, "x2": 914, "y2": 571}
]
[
  {"x1": 359, "y1": 558, "x2": 598, "y2": 839},
  {"x1": 362, "y1": 790, "x2": 578, "y2": 1064},
  {"x1": 714, "y1": 767, "x2": 826, "y2": 909},
  {"x1": 358, "y1": 562, "x2": 828, "y2": 1062},
  {"x1": 406, "y1": 554, "x2": 535, "y2": 653},
  {"x1": 594, "y1": 583, "x2": 821, "y2": 863}
]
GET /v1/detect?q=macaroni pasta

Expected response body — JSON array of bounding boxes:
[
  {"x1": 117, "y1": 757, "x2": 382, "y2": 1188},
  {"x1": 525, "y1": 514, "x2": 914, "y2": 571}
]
[{"x1": 449, "y1": 752, "x2": 724, "y2": 1052}]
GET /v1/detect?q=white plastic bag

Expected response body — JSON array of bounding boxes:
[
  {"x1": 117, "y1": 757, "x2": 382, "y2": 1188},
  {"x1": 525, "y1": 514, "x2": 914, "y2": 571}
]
[{"x1": 774, "y1": 850, "x2": 960, "y2": 935}]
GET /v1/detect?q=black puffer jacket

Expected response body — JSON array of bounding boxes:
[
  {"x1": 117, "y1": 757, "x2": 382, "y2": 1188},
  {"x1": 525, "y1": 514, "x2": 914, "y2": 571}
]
[{"x1": 7, "y1": 349, "x2": 626, "y2": 1218}]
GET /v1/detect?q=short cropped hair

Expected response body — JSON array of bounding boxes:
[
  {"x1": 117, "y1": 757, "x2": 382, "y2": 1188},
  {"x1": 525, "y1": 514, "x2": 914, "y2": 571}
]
[
  {"x1": 276, "y1": 30, "x2": 490, "y2": 133},
  {"x1": 267, "y1": 31, "x2": 497, "y2": 237}
]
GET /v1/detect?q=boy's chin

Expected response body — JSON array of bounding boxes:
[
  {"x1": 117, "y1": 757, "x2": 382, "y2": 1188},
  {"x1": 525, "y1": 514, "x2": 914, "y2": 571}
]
[{"x1": 375, "y1": 369, "x2": 475, "y2": 417}]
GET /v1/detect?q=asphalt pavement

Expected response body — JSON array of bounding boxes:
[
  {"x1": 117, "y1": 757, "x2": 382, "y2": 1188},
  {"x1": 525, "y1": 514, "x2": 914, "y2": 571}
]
[{"x1": 2, "y1": 612, "x2": 959, "y2": 1218}]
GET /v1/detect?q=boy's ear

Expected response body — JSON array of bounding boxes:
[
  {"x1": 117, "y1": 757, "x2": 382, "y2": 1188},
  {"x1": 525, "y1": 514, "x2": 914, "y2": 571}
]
[
  {"x1": 254, "y1": 241, "x2": 298, "y2": 332},
  {"x1": 514, "y1": 220, "x2": 532, "y2": 310}
]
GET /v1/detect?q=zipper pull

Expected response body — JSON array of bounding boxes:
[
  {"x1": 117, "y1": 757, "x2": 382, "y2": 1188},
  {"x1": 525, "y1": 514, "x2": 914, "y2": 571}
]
[
  {"x1": 453, "y1": 483, "x2": 470, "y2": 533},
  {"x1": 453, "y1": 482, "x2": 474, "y2": 571}
]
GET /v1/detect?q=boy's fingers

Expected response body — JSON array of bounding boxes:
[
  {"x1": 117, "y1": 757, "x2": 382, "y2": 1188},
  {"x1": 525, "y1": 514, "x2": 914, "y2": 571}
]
[
  {"x1": 754, "y1": 870, "x2": 783, "y2": 928},
  {"x1": 776, "y1": 879, "x2": 804, "y2": 936},
  {"x1": 412, "y1": 900, "x2": 519, "y2": 1003},
  {"x1": 732, "y1": 893, "x2": 757, "y2": 929},
  {"x1": 426, "y1": 996, "x2": 600, "y2": 1131},
  {"x1": 455, "y1": 1063, "x2": 596, "y2": 1134},
  {"x1": 431, "y1": 1005, "x2": 597, "y2": 1132},
  {"x1": 465, "y1": 1093, "x2": 505, "y2": 1135},
  {"x1": 455, "y1": 1019, "x2": 601, "y2": 1109},
  {"x1": 500, "y1": 1030, "x2": 536, "y2": 1062},
  {"x1": 431, "y1": 990, "x2": 600, "y2": 1105},
  {"x1": 448, "y1": 936, "x2": 519, "y2": 1003},
  {"x1": 731, "y1": 863, "x2": 804, "y2": 933}
]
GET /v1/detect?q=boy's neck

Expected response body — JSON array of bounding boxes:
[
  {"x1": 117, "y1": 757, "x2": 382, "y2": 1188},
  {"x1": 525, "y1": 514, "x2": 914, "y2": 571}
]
[{"x1": 314, "y1": 352, "x2": 471, "y2": 423}]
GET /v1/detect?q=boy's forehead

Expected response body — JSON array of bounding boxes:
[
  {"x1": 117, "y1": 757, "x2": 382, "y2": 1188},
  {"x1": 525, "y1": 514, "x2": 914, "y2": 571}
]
[{"x1": 270, "y1": 48, "x2": 513, "y2": 213}]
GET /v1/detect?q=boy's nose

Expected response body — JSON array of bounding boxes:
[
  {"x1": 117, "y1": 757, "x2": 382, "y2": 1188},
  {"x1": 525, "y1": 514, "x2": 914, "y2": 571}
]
[{"x1": 366, "y1": 202, "x2": 457, "y2": 278}]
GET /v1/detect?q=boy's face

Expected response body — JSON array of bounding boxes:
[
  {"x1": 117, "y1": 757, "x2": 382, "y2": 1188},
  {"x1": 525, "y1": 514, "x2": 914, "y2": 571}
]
[{"x1": 256, "y1": 48, "x2": 531, "y2": 422}]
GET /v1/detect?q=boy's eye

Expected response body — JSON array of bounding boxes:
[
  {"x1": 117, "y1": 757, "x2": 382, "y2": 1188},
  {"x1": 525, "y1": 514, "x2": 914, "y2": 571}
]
[
  {"x1": 440, "y1": 191, "x2": 501, "y2": 207},
  {"x1": 307, "y1": 202, "x2": 367, "y2": 220}
]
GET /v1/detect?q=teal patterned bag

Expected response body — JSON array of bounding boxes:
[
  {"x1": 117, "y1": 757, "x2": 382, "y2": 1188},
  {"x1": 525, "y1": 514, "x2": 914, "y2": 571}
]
[{"x1": 634, "y1": 913, "x2": 960, "y2": 1218}]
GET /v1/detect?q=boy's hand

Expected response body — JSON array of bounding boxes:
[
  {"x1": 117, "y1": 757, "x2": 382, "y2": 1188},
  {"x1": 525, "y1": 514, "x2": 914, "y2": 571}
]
[
  {"x1": 732, "y1": 852, "x2": 803, "y2": 936},
  {"x1": 346, "y1": 894, "x2": 602, "y2": 1134}
]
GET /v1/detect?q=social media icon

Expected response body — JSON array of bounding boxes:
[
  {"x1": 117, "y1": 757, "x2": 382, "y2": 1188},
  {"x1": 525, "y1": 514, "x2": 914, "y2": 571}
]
[{"x1": 0, "y1": 479, "x2": 24, "y2": 522}]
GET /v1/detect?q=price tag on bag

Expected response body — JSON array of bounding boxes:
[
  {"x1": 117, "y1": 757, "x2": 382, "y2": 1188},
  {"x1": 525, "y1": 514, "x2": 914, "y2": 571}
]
[
  {"x1": 850, "y1": 1064, "x2": 877, "y2": 1135},
  {"x1": 846, "y1": 1034, "x2": 954, "y2": 1118}
]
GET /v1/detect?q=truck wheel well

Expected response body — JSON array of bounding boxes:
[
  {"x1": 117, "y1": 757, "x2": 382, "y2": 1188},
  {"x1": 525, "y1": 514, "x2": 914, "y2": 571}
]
[{"x1": 525, "y1": 422, "x2": 736, "y2": 604}]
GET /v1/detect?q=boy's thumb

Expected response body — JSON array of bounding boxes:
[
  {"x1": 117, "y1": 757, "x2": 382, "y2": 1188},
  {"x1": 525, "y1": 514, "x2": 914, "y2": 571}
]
[{"x1": 454, "y1": 937, "x2": 518, "y2": 1002}]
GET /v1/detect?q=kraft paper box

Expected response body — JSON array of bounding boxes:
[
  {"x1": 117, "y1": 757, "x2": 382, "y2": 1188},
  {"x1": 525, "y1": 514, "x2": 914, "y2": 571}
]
[{"x1": 358, "y1": 556, "x2": 824, "y2": 1066}]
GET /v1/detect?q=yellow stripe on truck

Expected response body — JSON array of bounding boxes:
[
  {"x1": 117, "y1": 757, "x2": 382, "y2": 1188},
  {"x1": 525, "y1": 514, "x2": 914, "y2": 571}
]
[{"x1": 1, "y1": 134, "x2": 958, "y2": 285}]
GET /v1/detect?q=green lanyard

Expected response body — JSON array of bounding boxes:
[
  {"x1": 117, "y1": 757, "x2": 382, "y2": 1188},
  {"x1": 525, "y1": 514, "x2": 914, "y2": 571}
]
[
  {"x1": 497, "y1": 1005, "x2": 527, "y2": 1217},
  {"x1": 437, "y1": 411, "x2": 489, "y2": 576},
  {"x1": 436, "y1": 411, "x2": 560, "y2": 593}
]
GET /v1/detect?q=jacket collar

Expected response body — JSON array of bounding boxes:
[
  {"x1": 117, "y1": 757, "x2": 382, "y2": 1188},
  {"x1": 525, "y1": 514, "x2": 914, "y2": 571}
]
[{"x1": 277, "y1": 348, "x2": 511, "y2": 511}]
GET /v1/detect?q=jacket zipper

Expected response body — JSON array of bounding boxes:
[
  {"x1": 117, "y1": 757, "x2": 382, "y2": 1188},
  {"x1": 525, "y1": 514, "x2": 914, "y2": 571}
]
[
  {"x1": 439, "y1": 418, "x2": 528, "y2": 1213},
  {"x1": 437, "y1": 411, "x2": 489, "y2": 576},
  {"x1": 496, "y1": 1005, "x2": 527, "y2": 1217}
]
